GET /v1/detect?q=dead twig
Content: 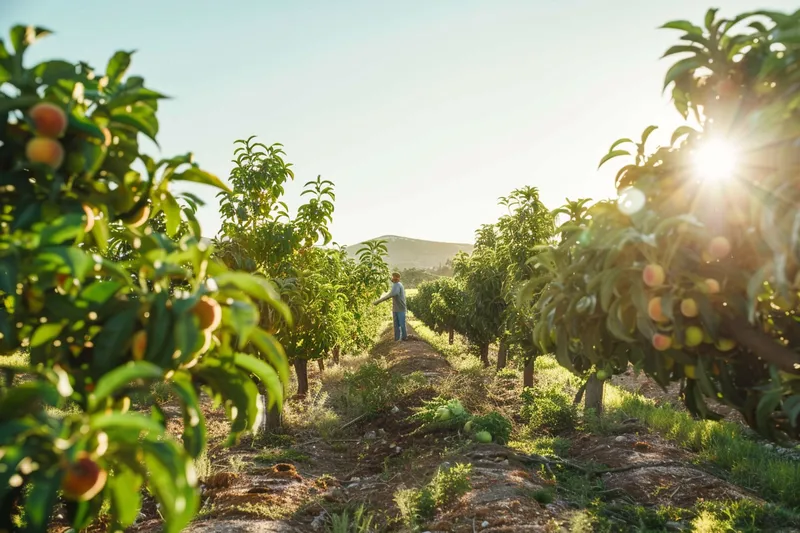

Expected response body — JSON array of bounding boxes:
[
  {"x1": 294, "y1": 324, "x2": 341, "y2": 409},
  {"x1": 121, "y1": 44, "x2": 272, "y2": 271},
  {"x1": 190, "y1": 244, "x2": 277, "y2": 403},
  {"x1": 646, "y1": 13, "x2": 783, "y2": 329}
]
[{"x1": 339, "y1": 413, "x2": 367, "y2": 430}]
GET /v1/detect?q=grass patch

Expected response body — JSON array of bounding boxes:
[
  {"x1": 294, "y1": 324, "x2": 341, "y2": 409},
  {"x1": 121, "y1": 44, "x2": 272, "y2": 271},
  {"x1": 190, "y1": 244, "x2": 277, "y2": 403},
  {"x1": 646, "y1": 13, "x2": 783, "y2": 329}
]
[
  {"x1": 255, "y1": 448, "x2": 310, "y2": 464},
  {"x1": 394, "y1": 462, "x2": 472, "y2": 528},
  {"x1": 327, "y1": 504, "x2": 375, "y2": 533}
]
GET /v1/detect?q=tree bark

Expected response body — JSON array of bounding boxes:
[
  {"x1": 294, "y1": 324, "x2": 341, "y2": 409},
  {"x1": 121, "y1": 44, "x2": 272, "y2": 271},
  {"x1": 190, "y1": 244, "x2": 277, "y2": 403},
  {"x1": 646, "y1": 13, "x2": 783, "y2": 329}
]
[
  {"x1": 584, "y1": 373, "x2": 604, "y2": 414},
  {"x1": 257, "y1": 385, "x2": 282, "y2": 432},
  {"x1": 294, "y1": 359, "x2": 309, "y2": 398},
  {"x1": 479, "y1": 343, "x2": 490, "y2": 367},
  {"x1": 724, "y1": 315, "x2": 800, "y2": 374},
  {"x1": 496, "y1": 339, "x2": 508, "y2": 371},
  {"x1": 332, "y1": 345, "x2": 340, "y2": 365},
  {"x1": 317, "y1": 359, "x2": 325, "y2": 372},
  {"x1": 523, "y1": 357, "x2": 534, "y2": 388},
  {"x1": 448, "y1": 329, "x2": 455, "y2": 345}
]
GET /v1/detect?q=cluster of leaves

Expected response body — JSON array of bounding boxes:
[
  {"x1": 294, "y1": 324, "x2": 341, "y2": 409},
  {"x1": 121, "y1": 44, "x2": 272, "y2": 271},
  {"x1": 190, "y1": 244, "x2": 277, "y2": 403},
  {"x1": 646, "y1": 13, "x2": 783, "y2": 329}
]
[
  {"x1": 467, "y1": 411, "x2": 513, "y2": 444},
  {"x1": 528, "y1": 8, "x2": 800, "y2": 440},
  {"x1": 214, "y1": 137, "x2": 389, "y2": 395},
  {"x1": 394, "y1": 463, "x2": 472, "y2": 527},
  {"x1": 520, "y1": 385, "x2": 578, "y2": 435},
  {"x1": 0, "y1": 26, "x2": 289, "y2": 531},
  {"x1": 342, "y1": 361, "x2": 405, "y2": 414},
  {"x1": 410, "y1": 186, "x2": 554, "y2": 372}
]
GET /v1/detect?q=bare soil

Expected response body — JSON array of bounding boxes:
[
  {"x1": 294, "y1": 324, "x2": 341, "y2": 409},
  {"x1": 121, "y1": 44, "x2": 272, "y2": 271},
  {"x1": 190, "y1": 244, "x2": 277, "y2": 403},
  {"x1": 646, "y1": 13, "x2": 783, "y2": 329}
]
[{"x1": 124, "y1": 327, "x2": 783, "y2": 532}]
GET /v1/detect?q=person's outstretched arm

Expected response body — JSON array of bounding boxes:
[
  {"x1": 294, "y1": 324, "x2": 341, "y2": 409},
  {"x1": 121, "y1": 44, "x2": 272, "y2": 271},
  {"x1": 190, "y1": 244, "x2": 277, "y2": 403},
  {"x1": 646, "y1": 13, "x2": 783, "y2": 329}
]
[{"x1": 373, "y1": 284, "x2": 399, "y2": 305}]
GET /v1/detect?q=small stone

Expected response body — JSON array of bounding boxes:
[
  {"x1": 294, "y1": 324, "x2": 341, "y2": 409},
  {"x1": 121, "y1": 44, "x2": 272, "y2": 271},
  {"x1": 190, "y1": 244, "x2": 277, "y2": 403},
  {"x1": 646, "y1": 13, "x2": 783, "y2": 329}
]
[
  {"x1": 615, "y1": 436, "x2": 626, "y2": 443},
  {"x1": 481, "y1": 521, "x2": 489, "y2": 528},
  {"x1": 364, "y1": 431, "x2": 377, "y2": 440},
  {"x1": 391, "y1": 406, "x2": 400, "y2": 414},
  {"x1": 378, "y1": 428, "x2": 387, "y2": 436},
  {"x1": 311, "y1": 510, "x2": 327, "y2": 529}
]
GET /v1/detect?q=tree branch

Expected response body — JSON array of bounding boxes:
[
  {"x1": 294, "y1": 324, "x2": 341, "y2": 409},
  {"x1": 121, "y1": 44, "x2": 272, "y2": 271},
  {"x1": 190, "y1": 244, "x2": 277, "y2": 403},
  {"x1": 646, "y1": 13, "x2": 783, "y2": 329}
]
[{"x1": 723, "y1": 315, "x2": 800, "y2": 374}]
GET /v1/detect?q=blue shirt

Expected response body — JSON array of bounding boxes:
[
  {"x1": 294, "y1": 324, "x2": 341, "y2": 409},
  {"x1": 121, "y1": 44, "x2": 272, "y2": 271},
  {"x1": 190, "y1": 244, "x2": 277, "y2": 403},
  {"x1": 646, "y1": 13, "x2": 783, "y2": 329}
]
[{"x1": 376, "y1": 282, "x2": 407, "y2": 312}]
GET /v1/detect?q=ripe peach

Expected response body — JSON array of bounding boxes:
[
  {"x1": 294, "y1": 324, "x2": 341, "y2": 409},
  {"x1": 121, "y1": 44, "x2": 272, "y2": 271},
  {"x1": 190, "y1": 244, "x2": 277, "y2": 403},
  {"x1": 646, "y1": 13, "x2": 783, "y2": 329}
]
[
  {"x1": 26, "y1": 137, "x2": 65, "y2": 169},
  {"x1": 642, "y1": 264, "x2": 666, "y2": 287},
  {"x1": 680, "y1": 298, "x2": 699, "y2": 318},
  {"x1": 29, "y1": 102, "x2": 68, "y2": 138},
  {"x1": 61, "y1": 452, "x2": 107, "y2": 501},
  {"x1": 708, "y1": 236, "x2": 731, "y2": 259},
  {"x1": 193, "y1": 296, "x2": 222, "y2": 332},
  {"x1": 652, "y1": 333, "x2": 672, "y2": 351},
  {"x1": 131, "y1": 330, "x2": 147, "y2": 361},
  {"x1": 124, "y1": 204, "x2": 151, "y2": 228},
  {"x1": 82, "y1": 204, "x2": 95, "y2": 233},
  {"x1": 715, "y1": 338, "x2": 736, "y2": 352},
  {"x1": 685, "y1": 326, "x2": 704, "y2": 347},
  {"x1": 703, "y1": 279, "x2": 721, "y2": 294},
  {"x1": 647, "y1": 297, "x2": 667, "y2": 323}
]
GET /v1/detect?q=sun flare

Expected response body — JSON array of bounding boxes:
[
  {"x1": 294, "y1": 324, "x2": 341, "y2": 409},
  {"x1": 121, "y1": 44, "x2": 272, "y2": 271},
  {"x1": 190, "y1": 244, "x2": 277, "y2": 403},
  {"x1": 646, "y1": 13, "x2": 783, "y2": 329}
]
[{"x1": 691, "y1": 138, "x2": 738, "y2": 182}]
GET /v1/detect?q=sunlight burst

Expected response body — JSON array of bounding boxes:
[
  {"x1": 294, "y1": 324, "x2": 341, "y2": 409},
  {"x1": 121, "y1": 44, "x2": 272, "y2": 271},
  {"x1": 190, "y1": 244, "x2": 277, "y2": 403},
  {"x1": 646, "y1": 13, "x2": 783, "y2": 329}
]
[{"x1": 691, "y1": 138, "x2": 738, "y2": 182}]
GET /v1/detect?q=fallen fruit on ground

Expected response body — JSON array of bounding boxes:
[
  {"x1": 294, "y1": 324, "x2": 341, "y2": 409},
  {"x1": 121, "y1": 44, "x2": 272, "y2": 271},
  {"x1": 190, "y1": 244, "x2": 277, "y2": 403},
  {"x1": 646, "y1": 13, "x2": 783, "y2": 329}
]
[
  {"x1": 463, "y1": 420, "x2": 473, "y2": 432},
  {"x1": 193, "y1": 296, "x2": 222, "y2": 332},
  {"x1": 474, "y1": 430, "x2": 492, "y2": 443},
  {"x1": 680, "y1": 298, "x2": 698, "y2": 318},
  {"x1": 642, "y1": 264, "x2": 666, "y2": 287},
  {"x1": 652, "y1": 333, "x2": 672, "y2": 351},
  {"x1": 61, "y1": 452, "x2": 108, "y2": 502},
  {"x1": 26, "y1": 137, "x2": 65, "y2": 168},
  {"x1": 29, "y1": 101, "x2": 68, "y2": 138},
  {"x1": 436, "y1": 406, "x2": 452, "y2": 421}
]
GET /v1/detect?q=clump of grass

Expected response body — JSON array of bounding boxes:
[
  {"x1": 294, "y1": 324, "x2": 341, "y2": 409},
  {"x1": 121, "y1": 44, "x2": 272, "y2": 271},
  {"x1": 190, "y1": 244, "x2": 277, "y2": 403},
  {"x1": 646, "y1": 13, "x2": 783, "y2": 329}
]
[
  {"x1": 327, "y1": 504, "x2": 375, "y2": 533},
  {"x1": 394, "y1": 463, "x2": 472, "y2": 528},
  {"x1": 521, "y1": 384, "x2": 578, "y2": 435},
  {"x1": 343, "y1": 361, "x2": 404, "y2": 415},
  {"x1": 509, "y1": 436, "x2": 571, "y2": 457},
  {"x1": 193, "y1": 450, "x2": 213, "y2": 481},
  {"x1": 256, "y1": 448, "x2": 309, "y2": 464}
]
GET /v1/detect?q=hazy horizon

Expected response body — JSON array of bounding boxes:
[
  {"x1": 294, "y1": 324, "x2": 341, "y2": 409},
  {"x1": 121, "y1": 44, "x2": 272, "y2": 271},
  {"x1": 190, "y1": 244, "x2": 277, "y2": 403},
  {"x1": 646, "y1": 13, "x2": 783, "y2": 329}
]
[{"x1": 5, "y1": 0, "x2": 796, "y2": 246}]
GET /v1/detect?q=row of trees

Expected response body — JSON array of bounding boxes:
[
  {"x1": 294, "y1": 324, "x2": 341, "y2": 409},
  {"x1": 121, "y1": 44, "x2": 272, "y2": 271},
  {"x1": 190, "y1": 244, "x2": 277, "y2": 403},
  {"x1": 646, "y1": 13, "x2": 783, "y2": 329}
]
[
  {"x1": 213, "y1": 136, "x2": 390, "y2": 401},
  {"x1": 411, "y1": 7, "x2": 800, "y2": 441},
  {"x1": 409, "y1": 186, "x2": 555, "y2": 387},
  {"x1": 0, "y1": 25, "x2": 390, "y2": 532}
]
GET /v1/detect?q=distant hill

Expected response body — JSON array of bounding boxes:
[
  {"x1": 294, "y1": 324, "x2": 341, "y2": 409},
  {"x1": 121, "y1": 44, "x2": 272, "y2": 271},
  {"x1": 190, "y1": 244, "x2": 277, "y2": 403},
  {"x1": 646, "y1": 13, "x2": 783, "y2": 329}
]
[{"x1": 345, "y1": 235, "x2": 473, "y2": 270}]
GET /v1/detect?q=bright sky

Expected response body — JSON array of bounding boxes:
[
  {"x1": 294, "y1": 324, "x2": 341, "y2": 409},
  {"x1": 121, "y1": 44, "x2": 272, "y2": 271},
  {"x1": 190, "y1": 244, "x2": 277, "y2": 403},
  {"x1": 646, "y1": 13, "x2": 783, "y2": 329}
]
[{"x1": 4, "y1": 1, "x2": 795, "y2": 246}]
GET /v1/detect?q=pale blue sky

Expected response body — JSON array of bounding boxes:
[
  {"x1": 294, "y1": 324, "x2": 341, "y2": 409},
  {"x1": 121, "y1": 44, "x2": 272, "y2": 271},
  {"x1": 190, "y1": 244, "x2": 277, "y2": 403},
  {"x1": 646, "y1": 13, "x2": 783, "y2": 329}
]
[{"x1": 4, "y1": 1, "x2": 794, "y2": 245}]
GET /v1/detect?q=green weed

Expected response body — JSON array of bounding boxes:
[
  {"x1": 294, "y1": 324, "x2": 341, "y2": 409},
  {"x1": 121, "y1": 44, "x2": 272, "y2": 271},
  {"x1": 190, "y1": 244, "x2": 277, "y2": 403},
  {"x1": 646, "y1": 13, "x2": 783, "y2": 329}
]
[{"x1": 327, "y1": 504, "x2": 375, "y2": 533}]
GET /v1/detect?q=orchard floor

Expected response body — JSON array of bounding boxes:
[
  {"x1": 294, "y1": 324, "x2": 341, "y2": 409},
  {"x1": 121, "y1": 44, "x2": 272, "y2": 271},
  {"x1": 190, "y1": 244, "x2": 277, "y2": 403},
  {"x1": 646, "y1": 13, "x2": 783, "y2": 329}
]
[{"x1": 119, "y1": 326, "x2": 798, "y2": 533}]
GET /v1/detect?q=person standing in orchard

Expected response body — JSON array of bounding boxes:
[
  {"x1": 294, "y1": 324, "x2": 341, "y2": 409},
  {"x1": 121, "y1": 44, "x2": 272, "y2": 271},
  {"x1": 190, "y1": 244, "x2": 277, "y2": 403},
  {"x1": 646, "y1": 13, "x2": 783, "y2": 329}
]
[{"x1": 374, "y1": 272, "x2": 408, "y2": 341}]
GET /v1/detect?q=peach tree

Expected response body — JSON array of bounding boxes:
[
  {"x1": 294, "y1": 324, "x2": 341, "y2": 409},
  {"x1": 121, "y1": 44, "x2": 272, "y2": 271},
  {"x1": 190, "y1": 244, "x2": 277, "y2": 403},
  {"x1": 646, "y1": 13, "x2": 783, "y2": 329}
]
[
  {"x1": 0, "y1": 26, "x2": 290, "y2": 531},
  {"x1": 529, "y1": 8, "x2": 800, "y2": 440}
]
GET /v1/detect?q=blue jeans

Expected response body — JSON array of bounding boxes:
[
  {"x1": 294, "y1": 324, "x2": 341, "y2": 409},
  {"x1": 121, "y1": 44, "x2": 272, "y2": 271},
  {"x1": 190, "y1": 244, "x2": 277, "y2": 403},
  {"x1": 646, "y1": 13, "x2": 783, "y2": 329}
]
[{"x1": 393, "y1": 311, "x2": 407, "y2": 341}]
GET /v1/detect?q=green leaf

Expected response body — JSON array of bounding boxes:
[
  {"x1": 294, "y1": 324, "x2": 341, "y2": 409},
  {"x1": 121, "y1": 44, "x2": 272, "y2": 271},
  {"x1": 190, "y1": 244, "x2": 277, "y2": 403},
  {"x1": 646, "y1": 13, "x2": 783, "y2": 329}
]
[
  {"x1": 222, "y1": 301, "x2": 260, "y2": 348},
  {"x1": 141, "y1": 441, "x2": 198, "y2": 533},
  {"x1": 107, "y1": 465, "x2": 143, "y2": 527},
  {"x1": 91, "y1": 411, "x2": 166, "y2": 436},
  {"x1": 9, "y1": 25, "x2": 52, "y2": 55},
  {"x1": 30, "y1": 322, "x2": 64, "y2": 348},
  {"x1": 213, "y1": 272, "x2": 292, "y2": 325},
  {"x1": 32, "y1": 60, "x2": 79, "y2": 85},
  {"x1": 234, "y1": 352, "x2": 284, "y2": 408},
  {"x1": 89, "y1": 362, "x2": 164, "y2": 410},
  {"x1": 249, "y1": 327, "x2": 290, "y2": 388},
  {"x1": 106, "y1": 50, "x2": 134, "y2": 84},
  {"x1": 660, "y1": 20, "x2": 704, "y2": 35},
  {"x1": 0, "y1": 95, "x2": 40, "y2": 117},
  {"x1": 171, "y1": 167, "x2": 232, "y2": 193},
  {"x1": 756, "y1": 388, "x2": 782, "y2": 436},
  {"x1": 598, "y1": 150, "x2": 630, "y2": 169},
  {"x1": 23, "y1": 469, "x2": 61, "y2": 532},
  {"x1": 670, "y1": 125, "x2": 697, "y2": 146},
  {"x1": 640, "y1": 125, "x2": 658, "y2": 145},
  {"x1": 110, "y1": 107, "x2": 158, "y2": 143},
  {"x1": 663, "y1": 57, "x2": 707, "y2": 90},
  {"x1": 661, "y1": 45, "x2": 702, "y2": 58},
  {"x1": 161, "y1": 191, "x2": 182, "y2": 237},
  {"x1": 92, "y1": 306, "x2": 139, "y2": 374},
  {"x1": 169, "y1": 373, "x2": 207, "y2": 458}
]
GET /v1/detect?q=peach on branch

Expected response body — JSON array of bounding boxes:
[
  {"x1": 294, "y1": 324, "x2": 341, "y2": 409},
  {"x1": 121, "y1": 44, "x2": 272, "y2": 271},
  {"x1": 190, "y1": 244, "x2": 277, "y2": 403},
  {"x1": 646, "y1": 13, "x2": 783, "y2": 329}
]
[
  {"x1": 652, "y1": 333, "x2": 672, "y2": 351},
  {"x1": 26, "y1": 137, "x2": 65, "y2": 169},
  {"x1": 123, "y1": 204, "x2": 151, "y2": 228},
  {"x1": 715, "y1": 338, "x2": 736, "y2": 352},
  {"x1": 61, "y1": 452, "x2": 107, "y2": 502},
  {"x1": 83, "y1": 204, "x2": 96, "y2": 233},
  {"x1": 131, "y1": 330, "x2": 147, "y2": 361},
  {"x1": 708, "y1": 236, "x2": 731, "y2": 259},
  {"x1": 703, "y1": 278, "x2": 721, "y2": 294},
  {"x1": 680, "y1": 298, "x2": 699, "y2": 318},
  {"x1": 193, "y1": 296, "x2": 222, "y2": 332},
  {"x1": 29, "y1": 102, "x2": 68, "y2": 138},
  {"x1": 647, "y1": 297, "x2": 668, "y2": 322},
  {"x1": 685, "y1": 326, "x2": 704, "y2": 347},
  {"x1": 642, "y1": 264, "x2": 666, "y2": 287},
  {"x1": 684, "y1": 365, "x2": 696, "y2": 379}
]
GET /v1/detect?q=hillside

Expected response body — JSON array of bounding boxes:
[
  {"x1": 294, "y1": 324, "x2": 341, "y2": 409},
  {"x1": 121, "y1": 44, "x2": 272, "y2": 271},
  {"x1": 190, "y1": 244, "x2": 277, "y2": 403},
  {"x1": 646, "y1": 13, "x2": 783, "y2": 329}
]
[{"x1": 345, "y1": 235, "x2": 473, "y2": 270}]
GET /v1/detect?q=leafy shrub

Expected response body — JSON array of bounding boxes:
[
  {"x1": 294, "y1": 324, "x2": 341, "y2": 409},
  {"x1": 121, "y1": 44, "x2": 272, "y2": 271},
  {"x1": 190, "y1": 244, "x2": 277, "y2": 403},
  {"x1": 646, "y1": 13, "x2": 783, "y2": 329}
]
[
  {"x1": 430, "y1": 463, "x2": 472, "y2": 506},
  {"x1": 468, "y1": 411, "x2": 513, "y2": 444},
  {"x1": 409, "y1": 396, "x2": 470, "y2": 430},
  {"x1": 344, "y1": 362, "x2": 403, "y2": 414},
  {"x1": 521, "y1": 385, "x2": 578, "y2": 435},
  {"x1": 394, "y1": 487, "x2": 436, "y2": 528},
  {"x1": 327, "y1": 504, "x2": 375, "y2": 533}
]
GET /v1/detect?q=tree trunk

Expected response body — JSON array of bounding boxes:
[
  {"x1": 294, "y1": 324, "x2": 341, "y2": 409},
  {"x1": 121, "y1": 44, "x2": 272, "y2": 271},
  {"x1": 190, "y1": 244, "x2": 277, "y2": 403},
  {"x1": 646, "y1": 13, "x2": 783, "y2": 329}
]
[
  {"x1": 332, "y1": 345, "x2": 340, "y2": 365},
  {"x1": 448, "y1": 328, "x2": 455, "y2": 345},
  {"x1": 479, "y1": 343, "x2": 490, "y2": 367},
  {"x1": 496, "y1": 339, "x2": 508, "y2": 371},
  {"x1": 523, "y1": 357, "x2": 534, "y2": 388},
  {"x1": 294, "y1": 359, "x2": 309, "y2": 398},
  {"x1": 257, "y1": 385, "x2": 282, "y2": 432},
  {"x1": 584, "y1": 372, "x2": 605, "y2": 414},
  {"x1": 317, "y1": 359, "x2": 325, "y2": 372}
]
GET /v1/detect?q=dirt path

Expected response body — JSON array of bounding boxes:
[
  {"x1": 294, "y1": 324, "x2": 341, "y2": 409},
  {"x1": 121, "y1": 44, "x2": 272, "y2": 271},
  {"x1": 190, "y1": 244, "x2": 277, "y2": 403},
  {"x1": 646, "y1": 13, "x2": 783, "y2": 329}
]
[{"x1": 130, "y1": 325, "x2": 783, "y2": 533}]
